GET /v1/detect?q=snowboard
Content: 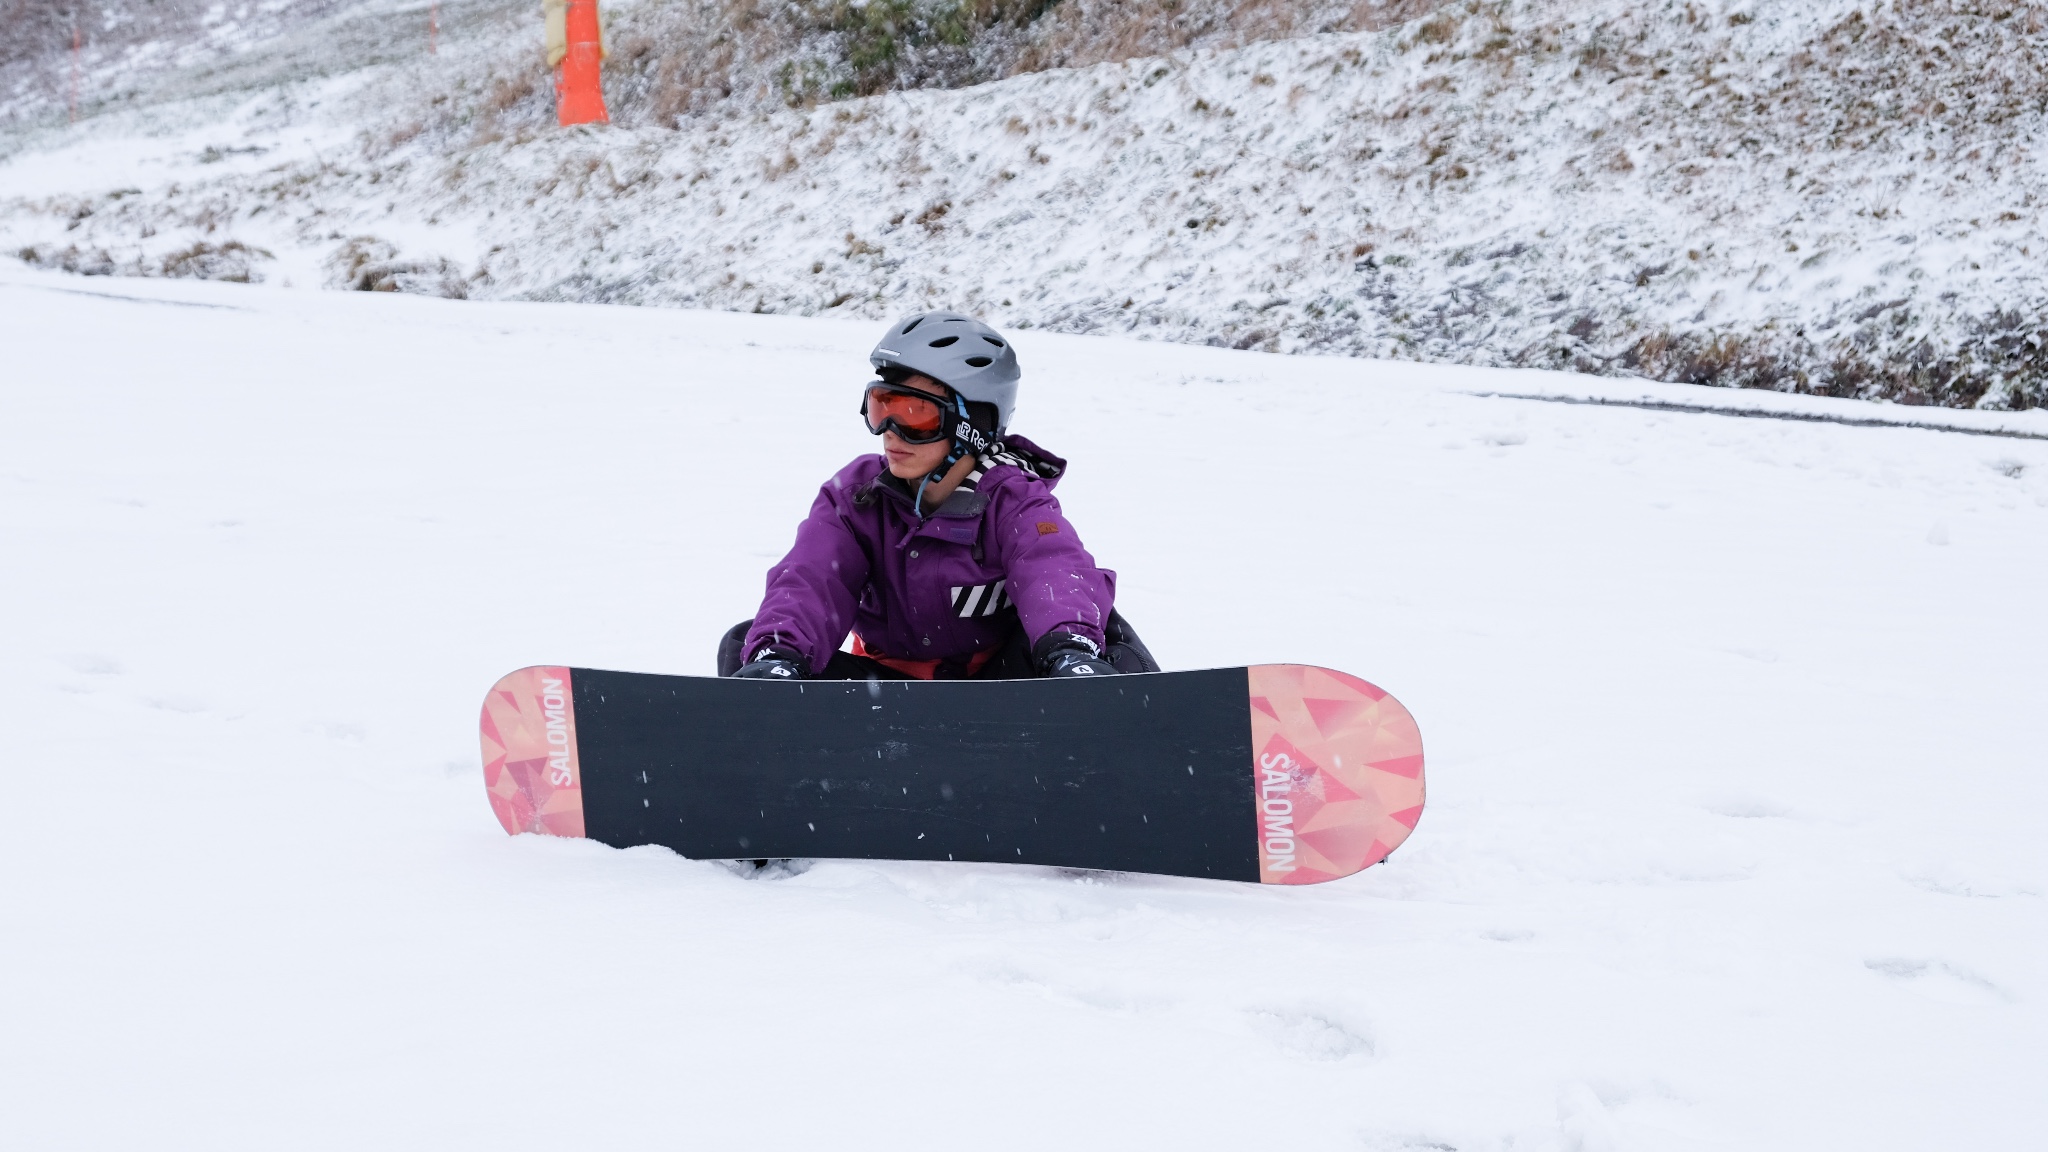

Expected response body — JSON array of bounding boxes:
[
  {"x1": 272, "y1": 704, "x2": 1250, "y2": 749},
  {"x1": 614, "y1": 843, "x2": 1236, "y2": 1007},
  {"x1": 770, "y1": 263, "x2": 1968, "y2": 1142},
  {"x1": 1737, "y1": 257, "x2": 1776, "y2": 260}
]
[{"x1": 479, "y1": 664, "x2": 1424, "y2": 884}]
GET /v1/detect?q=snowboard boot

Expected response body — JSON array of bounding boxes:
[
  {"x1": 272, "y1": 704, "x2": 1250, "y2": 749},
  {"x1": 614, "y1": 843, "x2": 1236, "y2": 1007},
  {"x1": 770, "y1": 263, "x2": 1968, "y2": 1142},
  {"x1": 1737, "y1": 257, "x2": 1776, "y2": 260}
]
[
  {"x1": 1102, "y1": 611, "x2": 1161, "y2": 674},
  {"x1": 973, "y1": 609, "x2": 1159, "y2": 679}
]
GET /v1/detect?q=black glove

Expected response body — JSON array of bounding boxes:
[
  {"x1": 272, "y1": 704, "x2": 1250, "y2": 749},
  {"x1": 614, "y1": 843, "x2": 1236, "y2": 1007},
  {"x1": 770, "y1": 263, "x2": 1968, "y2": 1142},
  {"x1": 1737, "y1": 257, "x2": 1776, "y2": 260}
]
[
  {"x1": 1033, "y1": 631, "x2": 1119, "y2": 678},
  {"x1": 733, "y1": 645, "x2": 805, "y2": 680}
]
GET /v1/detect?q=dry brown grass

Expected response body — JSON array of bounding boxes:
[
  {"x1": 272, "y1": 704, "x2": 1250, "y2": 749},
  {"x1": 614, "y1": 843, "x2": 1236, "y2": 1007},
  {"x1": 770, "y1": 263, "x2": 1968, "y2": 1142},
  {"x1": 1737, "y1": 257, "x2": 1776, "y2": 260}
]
[
  {"x1": 1620, "y1": 310, "x2": 2048, "y2": 411},
  {"x1": 157, "y1": 239, "x2": 273, "y2": 282},
  {"x1": 1013, "y1": 0, "x2": 1445, "y2": 72},
  {"x1": 17, "y1": 237, "x2": 275, "y2": 282},
  {"x1": 593, "y1": 0, "x2": 1451, "y2": 126}
]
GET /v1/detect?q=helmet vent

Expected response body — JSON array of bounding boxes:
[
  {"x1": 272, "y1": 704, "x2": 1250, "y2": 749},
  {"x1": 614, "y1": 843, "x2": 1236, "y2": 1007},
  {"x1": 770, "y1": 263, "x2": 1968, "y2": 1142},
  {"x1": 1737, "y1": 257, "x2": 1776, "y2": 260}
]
[
  {"x1": 965, "y1": 356, "x2": 993, "y2": 368},
  {"x1": 983, "y1": 336, "x2": 1005, "y2": 348},
  {"x1": 928, "y1": 335, "x2": 960, "y2": 348},
  {"x1": 901, "y1": 318, "x2": 923, "y2": 334}
]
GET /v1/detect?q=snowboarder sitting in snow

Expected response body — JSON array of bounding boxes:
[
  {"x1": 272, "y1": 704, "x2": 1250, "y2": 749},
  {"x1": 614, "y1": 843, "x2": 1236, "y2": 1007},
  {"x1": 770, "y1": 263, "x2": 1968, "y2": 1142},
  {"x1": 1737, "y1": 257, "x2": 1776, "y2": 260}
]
[{"x1": 718, "y1": 311, "x2": 1157, "y2": 681}]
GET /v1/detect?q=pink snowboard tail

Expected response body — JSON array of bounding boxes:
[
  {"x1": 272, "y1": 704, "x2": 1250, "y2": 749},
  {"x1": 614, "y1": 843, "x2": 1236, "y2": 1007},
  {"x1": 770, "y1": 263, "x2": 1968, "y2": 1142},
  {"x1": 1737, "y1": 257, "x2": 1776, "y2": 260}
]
[{"x1": 1246, "y1": 665, "x2": 1426, "y2": 883}]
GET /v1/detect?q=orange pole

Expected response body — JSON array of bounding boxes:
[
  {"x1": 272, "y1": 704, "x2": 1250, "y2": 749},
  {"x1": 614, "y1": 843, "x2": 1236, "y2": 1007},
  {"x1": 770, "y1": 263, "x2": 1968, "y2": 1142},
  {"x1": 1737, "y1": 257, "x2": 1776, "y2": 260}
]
[
  {"x1": 556, "y1": 0, "x2": 607, "y2": 126},
  {"x1": 430, "y1": 2, "x2": 439, "y2": 55}
]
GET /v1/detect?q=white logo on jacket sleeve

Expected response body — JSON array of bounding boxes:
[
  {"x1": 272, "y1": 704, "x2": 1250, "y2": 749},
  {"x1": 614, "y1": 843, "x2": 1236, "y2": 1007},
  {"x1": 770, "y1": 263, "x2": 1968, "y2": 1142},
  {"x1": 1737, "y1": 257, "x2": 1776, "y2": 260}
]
[{"x1": 950, "y1": 580, "x2": 1013, "y2": 618}]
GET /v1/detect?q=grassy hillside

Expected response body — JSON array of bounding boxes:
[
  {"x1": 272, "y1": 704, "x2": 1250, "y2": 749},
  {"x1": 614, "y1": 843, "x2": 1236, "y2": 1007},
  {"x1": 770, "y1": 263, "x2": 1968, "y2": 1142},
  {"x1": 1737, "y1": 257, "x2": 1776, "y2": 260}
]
[{"x1": 4, "y1": 0, "x2": 2044, "y2": 409}]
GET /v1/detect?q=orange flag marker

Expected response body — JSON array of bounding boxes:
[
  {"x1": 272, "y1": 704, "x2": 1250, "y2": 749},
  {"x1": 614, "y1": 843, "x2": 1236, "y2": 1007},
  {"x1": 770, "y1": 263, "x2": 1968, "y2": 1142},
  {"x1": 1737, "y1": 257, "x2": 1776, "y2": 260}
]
[{"x1": 554, "y1": 0, "x2": 608, "y2": 126}]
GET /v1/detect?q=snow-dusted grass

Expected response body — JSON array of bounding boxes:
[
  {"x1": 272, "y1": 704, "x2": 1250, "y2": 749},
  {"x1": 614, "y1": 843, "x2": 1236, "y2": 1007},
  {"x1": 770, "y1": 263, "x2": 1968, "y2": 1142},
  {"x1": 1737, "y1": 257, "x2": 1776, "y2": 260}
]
[
  {"x1": 5, "y1": 0, "x2": 2046, "y2": 409},
  {"x1": 588, "y1": 0, "x2": 1445, "y2": 114},
  {"x1": 0, "y1": 0, "x2": 379, "y2": 130},
  {"x1": 3, "y1": 268, "x2": 2044, "y2": 1149}
]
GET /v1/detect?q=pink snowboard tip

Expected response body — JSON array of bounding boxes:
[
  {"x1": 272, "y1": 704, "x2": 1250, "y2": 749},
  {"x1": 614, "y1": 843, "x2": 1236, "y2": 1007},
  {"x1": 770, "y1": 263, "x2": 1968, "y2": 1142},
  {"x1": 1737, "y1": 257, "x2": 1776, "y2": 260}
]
[{"x1": 478, "y1": 666, "x2": 586, "y2": 839}]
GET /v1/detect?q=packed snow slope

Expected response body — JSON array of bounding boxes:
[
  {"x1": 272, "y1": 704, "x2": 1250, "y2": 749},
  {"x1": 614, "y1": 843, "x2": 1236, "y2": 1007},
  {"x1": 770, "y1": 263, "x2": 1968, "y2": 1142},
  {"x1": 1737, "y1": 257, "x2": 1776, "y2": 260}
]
[
  {"x1": 4, "y1": 0, "x2": 2046, "y2": 408},
  {"x1": 3, "y1": 268, "x2": 2044, "y2": 1150}
]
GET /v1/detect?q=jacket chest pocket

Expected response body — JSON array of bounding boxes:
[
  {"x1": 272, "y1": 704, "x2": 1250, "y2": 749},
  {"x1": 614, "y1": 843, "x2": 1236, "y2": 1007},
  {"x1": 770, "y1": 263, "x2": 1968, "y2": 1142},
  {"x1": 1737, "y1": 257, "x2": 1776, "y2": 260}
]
[
  {"x1": 922, "y1": 518, "x2": 987, "y2": 561},
  {"x1": 948, "y1": 578, "x2": 1014, "y2": 620}
]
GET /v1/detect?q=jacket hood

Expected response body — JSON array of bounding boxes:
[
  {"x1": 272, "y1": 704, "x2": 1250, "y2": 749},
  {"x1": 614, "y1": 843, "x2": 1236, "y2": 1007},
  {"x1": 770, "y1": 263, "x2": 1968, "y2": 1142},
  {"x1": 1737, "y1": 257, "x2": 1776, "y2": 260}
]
[{"x1": 982, "y1": 433, "x2": 1066, "y2": 490}]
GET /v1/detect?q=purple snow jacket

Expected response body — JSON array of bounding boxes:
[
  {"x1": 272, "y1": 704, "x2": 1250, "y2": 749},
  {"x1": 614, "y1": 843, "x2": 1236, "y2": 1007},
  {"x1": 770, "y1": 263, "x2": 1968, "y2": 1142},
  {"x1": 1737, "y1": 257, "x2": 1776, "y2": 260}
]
[{"x1": 742, "y1": 436, "x2": 1115, "y2": 676}]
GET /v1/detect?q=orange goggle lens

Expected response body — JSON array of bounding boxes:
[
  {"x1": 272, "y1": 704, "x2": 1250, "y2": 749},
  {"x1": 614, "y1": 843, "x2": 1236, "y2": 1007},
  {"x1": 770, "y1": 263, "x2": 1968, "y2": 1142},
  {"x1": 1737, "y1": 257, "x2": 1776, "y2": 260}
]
[{"x1": 864, "y1": 387, "x2": 946, "y2": 437}]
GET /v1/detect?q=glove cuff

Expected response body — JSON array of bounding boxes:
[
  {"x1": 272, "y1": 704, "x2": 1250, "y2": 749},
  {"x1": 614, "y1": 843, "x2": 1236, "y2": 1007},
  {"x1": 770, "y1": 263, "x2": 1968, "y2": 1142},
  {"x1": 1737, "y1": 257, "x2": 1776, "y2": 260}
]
[{"x1": 750, "y1": 643, "x2": 804, "y2": 666}]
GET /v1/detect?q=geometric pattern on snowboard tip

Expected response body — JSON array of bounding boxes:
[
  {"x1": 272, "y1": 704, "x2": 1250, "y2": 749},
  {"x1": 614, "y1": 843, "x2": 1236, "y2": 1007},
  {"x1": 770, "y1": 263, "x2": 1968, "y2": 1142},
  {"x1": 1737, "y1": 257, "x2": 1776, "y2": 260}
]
[
  {"x1": 480, "y1": 665, "x2": 584, "y2": 838},
  {"x1": 1247, "y1": 664, "x2": 1425, "y2": 884}
]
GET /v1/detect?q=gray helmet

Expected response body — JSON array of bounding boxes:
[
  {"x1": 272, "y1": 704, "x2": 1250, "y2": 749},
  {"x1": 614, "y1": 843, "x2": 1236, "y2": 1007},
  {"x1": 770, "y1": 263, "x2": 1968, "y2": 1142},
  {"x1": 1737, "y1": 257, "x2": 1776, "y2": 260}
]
[{"x1": 869, "y1": 311, "x2": 1021, "y2": 434}]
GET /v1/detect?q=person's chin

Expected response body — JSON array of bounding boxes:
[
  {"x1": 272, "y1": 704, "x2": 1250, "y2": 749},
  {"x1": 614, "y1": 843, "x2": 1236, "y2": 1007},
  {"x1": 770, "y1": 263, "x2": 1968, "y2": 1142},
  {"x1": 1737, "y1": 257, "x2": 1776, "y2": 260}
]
[{"x1": 884, "y1": 455, "x2": 921, "y2": 478}]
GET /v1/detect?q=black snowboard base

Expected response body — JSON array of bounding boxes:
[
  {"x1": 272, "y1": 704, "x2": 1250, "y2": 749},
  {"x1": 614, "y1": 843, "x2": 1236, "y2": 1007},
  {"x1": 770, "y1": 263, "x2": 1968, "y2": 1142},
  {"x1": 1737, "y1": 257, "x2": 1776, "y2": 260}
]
[{"x1": 479, "y1": 663, "x2": 1426, "y2": 885}]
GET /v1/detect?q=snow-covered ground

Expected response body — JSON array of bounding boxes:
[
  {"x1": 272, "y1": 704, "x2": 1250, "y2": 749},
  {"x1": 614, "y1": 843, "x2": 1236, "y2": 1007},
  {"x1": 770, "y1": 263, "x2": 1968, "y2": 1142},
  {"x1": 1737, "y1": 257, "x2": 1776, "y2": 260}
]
[
  {"x1": 5, "y1": 0, "x2": 2045, "y2": 408},
  {"x1": 4, "y1": 268, "x2": 2043, "y2": 1149}
]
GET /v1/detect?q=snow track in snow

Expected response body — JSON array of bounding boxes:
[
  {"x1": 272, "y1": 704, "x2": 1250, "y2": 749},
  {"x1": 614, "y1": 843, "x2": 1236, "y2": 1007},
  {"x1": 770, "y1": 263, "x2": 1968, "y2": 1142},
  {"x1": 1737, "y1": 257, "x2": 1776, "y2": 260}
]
[{"x1": 1464, "y1": 390, "x2": 2048, "y2": 441}]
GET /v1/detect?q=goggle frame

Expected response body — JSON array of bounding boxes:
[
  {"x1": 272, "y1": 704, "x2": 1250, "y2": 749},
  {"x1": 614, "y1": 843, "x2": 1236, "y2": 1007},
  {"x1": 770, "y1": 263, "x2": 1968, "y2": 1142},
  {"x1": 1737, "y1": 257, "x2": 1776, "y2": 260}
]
[{"x1": 860, "y1": 382, "x2": 960, "y2": 445}]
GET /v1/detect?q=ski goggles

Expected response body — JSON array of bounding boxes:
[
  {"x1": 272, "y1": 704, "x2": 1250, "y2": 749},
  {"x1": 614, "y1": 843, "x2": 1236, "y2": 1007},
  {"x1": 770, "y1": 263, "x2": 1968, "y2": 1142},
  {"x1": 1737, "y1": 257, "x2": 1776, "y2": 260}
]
[{"x1": 860, "y1": 383, "x2": 957, "y2": 444}]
